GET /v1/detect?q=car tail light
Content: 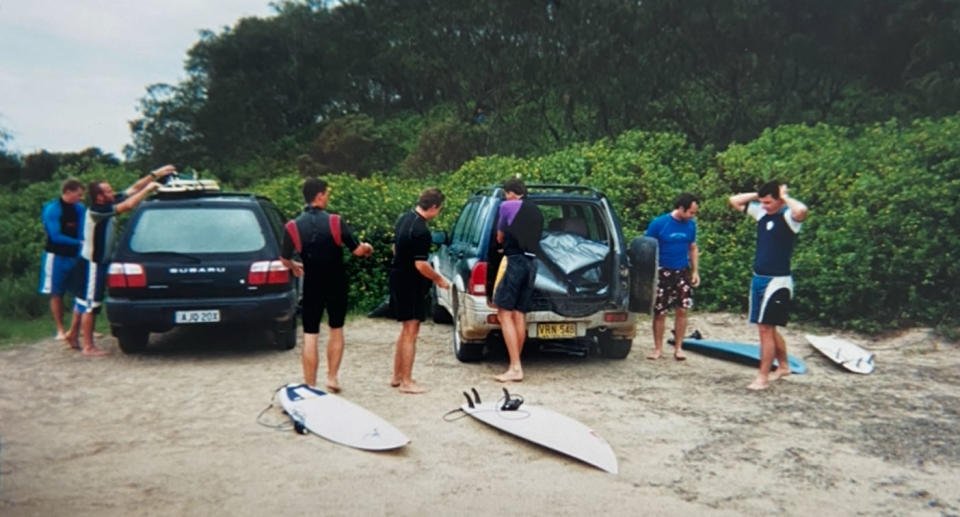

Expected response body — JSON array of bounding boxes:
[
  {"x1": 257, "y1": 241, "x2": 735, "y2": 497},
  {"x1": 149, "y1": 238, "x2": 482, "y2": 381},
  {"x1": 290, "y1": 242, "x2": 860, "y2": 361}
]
[
  {"x1": 248, "y1": 260, "x2": 290, "y2": 285},
  {"x1": 603, "y1": 312, "x2": 629, "y2": 322},
  {"x1": 108, "y1": 263, "x2": 146, "y2": 288},
  {"x1": 468, "y1": 261, "x2": 487, "y2": 295},
  {"x1": 486, "y1": 314, "x2": 500, "y2": 325}
]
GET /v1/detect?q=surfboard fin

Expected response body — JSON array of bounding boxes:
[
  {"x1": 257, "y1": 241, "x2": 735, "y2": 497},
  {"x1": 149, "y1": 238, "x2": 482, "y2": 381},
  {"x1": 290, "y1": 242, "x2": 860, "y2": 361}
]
[
  {"x1": 500, "y1": 388, "x2": 524, "y2": 411},
  {"x1": 462, "y1": 391, "x2": 475, "y2": 409},
  {"x1": 471, "y1": 388, "x2": 481, "y2": 404}
]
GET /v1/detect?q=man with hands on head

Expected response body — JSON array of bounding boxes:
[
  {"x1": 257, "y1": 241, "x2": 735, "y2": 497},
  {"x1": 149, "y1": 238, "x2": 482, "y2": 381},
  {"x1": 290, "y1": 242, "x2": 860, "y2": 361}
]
[
  {"x1": 729, "y1": 181, "x2": 808, "y2": 390},
  {"x1": 74, "y1": 165, "x2": 176, "y2": 356}
]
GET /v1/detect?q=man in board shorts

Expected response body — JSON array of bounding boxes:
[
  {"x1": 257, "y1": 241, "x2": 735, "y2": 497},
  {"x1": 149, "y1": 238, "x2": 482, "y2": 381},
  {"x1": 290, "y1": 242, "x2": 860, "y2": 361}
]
[
  {"x1": 729, "y1": 181, "x2": 808, "y2": 390},
  {"x1": 75, "y1": 165, "x2": 176, "y2": 356},
  {"x1": 388, "y1": 188, "x2": 448, "y2": 394},
  {"x1": 491, "y1": 178, "x2": 543, "y2": 383},
  {"x1": 645, "y1": 193, "x2": 700, "y2": 361},
  {"x1": 280, "y1": 178, "x2": 374, "y2": 392},
  {"x1": 39, "y1": 178, "x2": 85, "y2": 346}
]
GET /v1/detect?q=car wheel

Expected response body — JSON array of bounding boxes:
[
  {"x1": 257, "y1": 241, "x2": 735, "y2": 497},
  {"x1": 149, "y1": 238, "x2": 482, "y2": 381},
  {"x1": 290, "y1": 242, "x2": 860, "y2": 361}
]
[
  {"x1": 431, "y1": 284, "x2": 453, "y2": 324},
  {"x1": 275, "y1": 317, "x2": 298, "y2": 350},
  {"x1": 599, "y1": 333, "x2": 632, "y2": 359},
  {"x1": 452, "y1": 291, "x2": 484, "y2": 362},
  {"x1": 628, "y1": 236, "x2": 659, "y2": 313},
  {"x1": 113, "y1": 326, "x2": 149, "y2": 354}
]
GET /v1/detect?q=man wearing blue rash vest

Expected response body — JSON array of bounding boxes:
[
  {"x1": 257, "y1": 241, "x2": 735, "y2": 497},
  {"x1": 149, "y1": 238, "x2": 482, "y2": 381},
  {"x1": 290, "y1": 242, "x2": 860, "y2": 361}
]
[
  {"x1": 645, "y1": 193, "x2": 700, "y2": 361},
  {"x1": 729, "y1": 181, "x2": 808, "y2": 390},
  {"x1": 38, "y1": 178, "x2": 85, "y2": 346}
]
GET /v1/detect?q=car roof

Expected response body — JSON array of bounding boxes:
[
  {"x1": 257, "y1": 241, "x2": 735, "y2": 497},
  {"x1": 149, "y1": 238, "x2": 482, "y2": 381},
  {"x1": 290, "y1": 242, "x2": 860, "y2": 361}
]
[
  {"x1": 471, "y1": 184, "x2": 607, "y2": 202},
  {"x1": 143, "y1": 191, "x2": 273, "y2": 206}
]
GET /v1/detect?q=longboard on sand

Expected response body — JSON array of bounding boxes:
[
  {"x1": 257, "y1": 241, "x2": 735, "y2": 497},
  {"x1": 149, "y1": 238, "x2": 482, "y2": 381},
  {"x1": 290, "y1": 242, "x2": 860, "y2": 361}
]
[
  {"x1": 277, "y1": 383, "x2": 409, "y2": 451},
  {"x1": 805, "y1": 334, "x2": 875, "y2": 374},
  {"x1": 458, "y1": 388, "x2": 618, "y2": 474},
  {"x1": 669, "y1": 330, "x2": 808, "y2": 374}
]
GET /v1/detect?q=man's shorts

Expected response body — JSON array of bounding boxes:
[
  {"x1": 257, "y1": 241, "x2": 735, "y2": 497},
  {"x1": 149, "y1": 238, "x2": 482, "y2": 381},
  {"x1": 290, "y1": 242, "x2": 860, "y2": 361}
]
[
  {"x1": 749, "y1": 274, "x2": 793, "y2": 326},
  {"x1": 389, "y1": 269, "x2": 430, "y2": 322},
  {"x1": 492, "y1": 254, "x2": 537, "y2": 312},
  {"x1": 38, "y1": 252, "x2": 82, "y2": 296},
  {"x1": 653, "y1": 267, "x2": 694, "y2": 315},
  {"x1": 301, "y1": 274, "x2": 348, "y2": 332},
  {"x1": 74, "y1": 259, "x2": 107, "y2": 314}
]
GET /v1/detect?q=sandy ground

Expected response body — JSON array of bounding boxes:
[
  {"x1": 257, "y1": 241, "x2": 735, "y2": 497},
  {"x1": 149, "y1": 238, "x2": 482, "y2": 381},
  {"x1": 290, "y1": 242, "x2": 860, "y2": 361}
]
[{"x1": 1, "y1": 312, "x2": 958, "y2": 517}]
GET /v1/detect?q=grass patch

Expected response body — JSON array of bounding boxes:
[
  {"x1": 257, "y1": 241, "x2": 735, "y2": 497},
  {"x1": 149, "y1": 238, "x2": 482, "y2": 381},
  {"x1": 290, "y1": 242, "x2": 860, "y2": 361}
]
[{"x1": 0, "y1": 315, "x2": 111, "y2": 349}]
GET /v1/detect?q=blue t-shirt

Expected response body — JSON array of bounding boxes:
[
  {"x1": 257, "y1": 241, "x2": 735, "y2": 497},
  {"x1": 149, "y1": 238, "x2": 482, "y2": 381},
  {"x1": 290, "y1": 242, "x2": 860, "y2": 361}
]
[
  {"x1": 645, "y1": 212, "x2": 696, "y2": 269},
  {"x1": 747, "y1": 202, "x2": 802, "y2": 276}
]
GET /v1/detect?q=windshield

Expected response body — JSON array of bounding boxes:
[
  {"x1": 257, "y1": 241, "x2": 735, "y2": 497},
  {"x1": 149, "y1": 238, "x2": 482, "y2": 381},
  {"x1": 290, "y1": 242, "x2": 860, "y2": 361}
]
[{"x1": 129, "y1": 207, "x2": 266, "y2": 253}]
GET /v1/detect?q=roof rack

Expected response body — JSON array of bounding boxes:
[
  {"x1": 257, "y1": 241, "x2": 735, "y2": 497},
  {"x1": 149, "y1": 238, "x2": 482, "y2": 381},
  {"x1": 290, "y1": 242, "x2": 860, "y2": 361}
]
[{"x1": 155, "y1": 176, "x2": 221, "y2": 197}]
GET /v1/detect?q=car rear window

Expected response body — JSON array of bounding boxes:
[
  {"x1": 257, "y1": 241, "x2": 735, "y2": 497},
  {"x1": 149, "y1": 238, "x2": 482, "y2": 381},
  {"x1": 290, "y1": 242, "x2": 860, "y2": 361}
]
[{"x1": 129, "y1": 207, "x2": 266, "y2": 253}]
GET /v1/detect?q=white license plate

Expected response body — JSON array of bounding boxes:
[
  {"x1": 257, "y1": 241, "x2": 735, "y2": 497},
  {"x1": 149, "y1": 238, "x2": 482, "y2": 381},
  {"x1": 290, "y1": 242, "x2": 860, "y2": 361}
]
[{"x1": 175, "y1": 310, "x2": 220, "y2": 324}]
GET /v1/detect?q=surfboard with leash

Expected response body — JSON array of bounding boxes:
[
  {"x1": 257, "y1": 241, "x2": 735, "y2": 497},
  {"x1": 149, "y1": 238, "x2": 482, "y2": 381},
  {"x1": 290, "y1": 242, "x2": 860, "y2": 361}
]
[
  {"x1": 453, "y1": 388, "x2": 618, "y2": 474},
  {"x1": 276, "y1": 383, "x2": 409, "y2": 451}
]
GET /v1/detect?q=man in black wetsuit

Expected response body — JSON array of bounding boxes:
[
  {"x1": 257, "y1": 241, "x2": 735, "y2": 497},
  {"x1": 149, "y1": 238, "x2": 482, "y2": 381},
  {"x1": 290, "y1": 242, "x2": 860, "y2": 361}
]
[
  {"x1": 280, "y1": 178, "x2": 374, "y2": 391},
  {"x1": 388, "y1": 188, "x2": 449, "y2": 394}
]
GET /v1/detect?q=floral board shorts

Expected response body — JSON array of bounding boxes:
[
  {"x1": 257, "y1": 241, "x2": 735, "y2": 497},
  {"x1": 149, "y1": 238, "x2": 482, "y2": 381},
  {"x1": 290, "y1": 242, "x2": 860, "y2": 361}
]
[{"x1": 654, "y1": 267, "x2": 694, "y2": 315}]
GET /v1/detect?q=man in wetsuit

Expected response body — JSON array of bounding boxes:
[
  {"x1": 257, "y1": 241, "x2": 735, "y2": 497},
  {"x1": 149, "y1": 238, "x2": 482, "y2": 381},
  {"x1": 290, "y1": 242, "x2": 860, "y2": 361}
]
[
  {"x1": 39, "y1": 178, "x2": 85, "y2": 345},
  {"x1": 76, "y1": 165, "x2": 176, "y2": 356},
  {"x1": 492, "y1": 178, "x2": 543, "y2": 383},
  {"x1": 280, "y1": 178, "x2": 373, "y2": 391},
  {"x1": 729, "y1": 181, "x2": 808, "y2": 390},
  {"x1": 388, "y1": 188, "x2": 448, "y2": 394}
]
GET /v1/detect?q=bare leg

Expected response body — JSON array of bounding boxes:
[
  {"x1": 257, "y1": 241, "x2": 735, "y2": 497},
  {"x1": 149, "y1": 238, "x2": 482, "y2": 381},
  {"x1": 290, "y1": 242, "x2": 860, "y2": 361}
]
[
  {"x1": 51, "y1": 295, "x2": 66, "y2": 339},
  {"x1": 302, "y1": 332, "x2": 320, "y2": 387},
  {"x1": 394, "y1": 320, "x2": 426, "y2": 393},
  {"x1": 326, "y1": 327, "x2": 344, "y2": 392},
  {"x1": 770, "y1": 329, "x2": 791, "y2": 381},
  {"x1": 495, "y1": 309, "x2": 524, "y2": 382},
  {"x1": 64, "y1": 309, "x2": 81, "y2": 350},
  {"x1": 748, "y1": 324, "x2": 776, "y2": 390},
  {"x1": 673, "y1": 308, "x2": 687, "y2": 360},
  {"x1": 648, "y1": 313, "x2": 665, "y2": 359},
  {"x1": 80, "y1": 312, "x2": 108, "y2": 356}
]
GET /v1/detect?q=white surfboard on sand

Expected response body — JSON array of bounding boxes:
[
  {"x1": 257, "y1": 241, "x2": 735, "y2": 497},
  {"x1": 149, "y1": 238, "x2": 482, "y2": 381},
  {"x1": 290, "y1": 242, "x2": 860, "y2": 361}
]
[
  {"x1": 277, "y1": 383, "x2": 409, "y2": 450},
  {"x1": 805, "y1": 334, "x2": 876, "y2": 374},
  {"x1": 460, "y1": 389, "x2": 618, "y2": 474}
]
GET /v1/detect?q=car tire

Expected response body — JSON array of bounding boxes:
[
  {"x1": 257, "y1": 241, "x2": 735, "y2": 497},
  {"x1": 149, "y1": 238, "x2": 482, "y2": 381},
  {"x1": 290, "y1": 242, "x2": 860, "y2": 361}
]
[
  {"x1": 114, "y1": 326, "x2": 149, "y2": 354},
  {"x1": 599, "y1": 333, "x2": 632, "y2": 359},
  {"x1": 431, "y1": 285, "x2": 453, "y2": 324},
  {"x1": 628, "y1": 236, "x2": 659, "y2": 313},
  {"x1": 452, "y1": 291, "x2": 484, "y2": 362},
  {"x1": 275, "y1": 317, "x2": 298, "y2": 350}
]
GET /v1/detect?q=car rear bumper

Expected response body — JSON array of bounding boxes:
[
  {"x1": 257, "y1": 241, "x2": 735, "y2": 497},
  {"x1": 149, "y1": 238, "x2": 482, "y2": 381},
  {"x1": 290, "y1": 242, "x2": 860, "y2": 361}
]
[
  {"x1": 106, "y1": 290, "x2": 297, "y2": 332},
  {"x1": 457, "y1": 292, "x2": 637, "y2": 341}
]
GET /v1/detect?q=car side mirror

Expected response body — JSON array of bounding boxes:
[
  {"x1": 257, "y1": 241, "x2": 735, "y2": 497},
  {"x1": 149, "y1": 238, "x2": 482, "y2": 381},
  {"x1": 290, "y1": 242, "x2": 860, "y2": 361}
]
[{"x1": 431, "y1": 230, "x2": 447, "y2": 245}]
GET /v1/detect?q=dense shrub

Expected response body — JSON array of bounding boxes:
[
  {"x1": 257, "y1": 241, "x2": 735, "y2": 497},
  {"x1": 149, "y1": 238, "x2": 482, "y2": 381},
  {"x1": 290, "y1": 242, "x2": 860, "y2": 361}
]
[{"x1": 3, "y1": 116, "x2": 958, "y2": 333}]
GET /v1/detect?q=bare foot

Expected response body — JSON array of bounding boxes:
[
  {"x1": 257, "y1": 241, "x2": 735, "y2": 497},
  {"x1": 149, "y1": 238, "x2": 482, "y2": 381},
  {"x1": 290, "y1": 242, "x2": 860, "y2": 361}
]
[
  {"x1": 746, "y1": 378, "x2": 769, "y2": 391},
  {"x1": 494, "y1": 370, "x2": 523, "y2": 383},
  {"x1": 55, "y1": 331, "x2": 67, "y2": 341},
  {"x1": 389, "y1": 378, "x2": 401, "y2": 388},
  {"x1": 646, "y1": 351, "x2": 663, "y2": 360},
  {"x1": 397, "y1": 382, "x2": 427, "y2": 394},
  {"x1": 674, "y1": 352, "x2": 687, "y2": 361},
  {"x1": 325, "y1": 377, "x2": 341, "y2": 393},
  {"x1": 64, "y1": 333, "x2": 80, "y2": 350},
  {"x1": 769, "y1": 368, "x2": 792, "y2": 381},
  {"x1": 81, "y1": 346, "x2": 110, "y2": 357}
]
